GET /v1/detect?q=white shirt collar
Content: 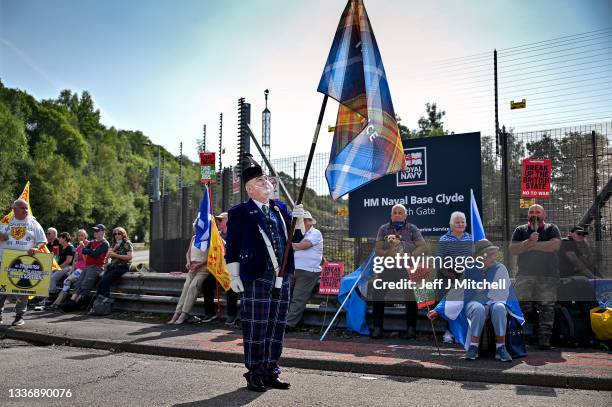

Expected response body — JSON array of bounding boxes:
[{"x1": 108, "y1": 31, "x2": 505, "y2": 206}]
[{"x1": 252, "y1": 199, "x2": 269, "y2": 210}]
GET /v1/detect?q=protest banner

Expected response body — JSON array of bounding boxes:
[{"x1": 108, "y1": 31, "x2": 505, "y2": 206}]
[
  {"x1": 319, "y1": 262, "x2": 344, "y2": 295},
  {"x1": 521, "y1": 159, "x2": 552, "y2": 198},
  {"x1": 0, "y1": 249, "x2": 53, "y2": 297}
]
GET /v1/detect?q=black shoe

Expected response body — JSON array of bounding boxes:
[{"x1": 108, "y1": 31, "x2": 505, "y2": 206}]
[
  {"x1": 244, "y1": 373, "x2": 266, "y2": 392},
  {"x1": 225, "y1": 315, "x2": 238, "y2": 326},
  {"x1": 285, "y1": 325, "x2": 296, "y2": 333},
  {"x1": 405, "y1": 326, "x2": 416, "y2": 340},
  {"x1": 263, "y1": 376, "x2": 291, "y2": 390},
  {"x1": 538, "y1": 335, "x2": 552, "y2": 350},
  {"x1": 371, "y1": 327, "x2": 383, "y2": 339},
  {"x1": 11, "y1": 317, "x2": 25, "y2": 327},
  {"x1": 59, "y1": 299, "x2": 78, "y2": 312}
]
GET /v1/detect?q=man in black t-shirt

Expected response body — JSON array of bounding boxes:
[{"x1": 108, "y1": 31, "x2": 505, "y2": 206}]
[{"x1": 510, "y1": 204, "x2": 561, "y2": 349}]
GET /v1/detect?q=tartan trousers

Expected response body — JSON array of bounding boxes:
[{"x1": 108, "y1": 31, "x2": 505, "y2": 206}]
[{"x1": 241, "y1": 274, "x2": 291, "y2": 379}]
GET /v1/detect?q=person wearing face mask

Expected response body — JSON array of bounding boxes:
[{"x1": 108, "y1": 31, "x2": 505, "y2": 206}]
[
  {"x1": 370, "y1": 204, "x2": 428, "y2": 340},
  {"x1": 510, "y1": 204, "x2": 561, "y2": 350},
  {"x1": 225, "y1": 154, "x2": 304, "y2": 392}
]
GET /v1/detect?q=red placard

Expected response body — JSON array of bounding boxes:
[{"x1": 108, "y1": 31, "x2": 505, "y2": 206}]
[
  {"x1": 521, "y1": 159, "x2": 551, "y2": 198},
  {"x1": 199, "y1": 152, "x2": 216, "y2": 166},
  {"x1": 319, "y1": 262, "x2": 344, "y2": 295}
]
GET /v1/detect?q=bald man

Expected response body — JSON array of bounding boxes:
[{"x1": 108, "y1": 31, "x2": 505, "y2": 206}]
[{"x1": 509, "y1": 204, "x2": 561, "y2": 350}]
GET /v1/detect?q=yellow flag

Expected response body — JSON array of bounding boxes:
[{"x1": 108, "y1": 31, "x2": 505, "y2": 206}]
[
  {"x1": 1, "y1": 181, "x2": 61, "y2": 271},
  {"x1": 207, "y1": 217, "x2": 231, "y2": 291},
  {"x1": 0, "y1": 182, "x2": 31, "y2": 225}
]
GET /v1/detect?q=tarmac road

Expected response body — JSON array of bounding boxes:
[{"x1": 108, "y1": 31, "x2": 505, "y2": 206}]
[{"x1": 0, "y1": 339, "x2": 609, "y2": 407}]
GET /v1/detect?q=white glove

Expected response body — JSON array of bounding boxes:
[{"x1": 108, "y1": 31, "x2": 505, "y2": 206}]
[
  {"x1": 227, "y1": 262, "x2": 244, "y2": 293},
  {"x1": 292, "y1": 204, "x2": 305, "y2": 234}
]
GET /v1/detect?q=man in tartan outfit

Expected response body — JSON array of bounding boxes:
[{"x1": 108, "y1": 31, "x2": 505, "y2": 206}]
[{"x1": 225, "y1": 154, "x2": 305, "y2": 392}]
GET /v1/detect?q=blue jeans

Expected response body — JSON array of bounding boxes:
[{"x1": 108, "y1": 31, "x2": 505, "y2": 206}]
[
  {"x1": 465, "y1": 301, "x2": 508, "y2": 338},
  {"x1": 96, "y1": 264, "x2": 129, "y2": 297}
]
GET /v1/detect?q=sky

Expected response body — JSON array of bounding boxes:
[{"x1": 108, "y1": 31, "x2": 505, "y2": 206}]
[{"x1": 1, "y1": 0, "x2": 611, "y2": 165}]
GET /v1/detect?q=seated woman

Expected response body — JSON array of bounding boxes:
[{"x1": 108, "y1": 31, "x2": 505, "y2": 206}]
[
  {"x1": 95, "y1": 227, "x2": 133, "y2": 300},
  {"x1": 168, "y1": 226, "x2": 209, "y2": 324},
  {"x1": 52, "y1": 229, "x2": 89, "y2": 309},
  {"x1": 436, "y1": 211, "x2": 473, "y2": 343},
  {"x1": 428, "y1": 239, "x2": 524, "y2": 362}
]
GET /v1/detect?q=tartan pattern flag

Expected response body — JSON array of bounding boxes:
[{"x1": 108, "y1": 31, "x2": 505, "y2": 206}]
[
  {"x1": 1, "y1": 181, "x2": 61, "y2": 271},
  {"x1": 318, "y1": 0, "x2": 405, "y2": 199}
]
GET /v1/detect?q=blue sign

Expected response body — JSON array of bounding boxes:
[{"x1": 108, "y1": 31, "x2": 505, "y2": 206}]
[{"x1": 349, "y1": 132, "x2": 482, "y2": 238}]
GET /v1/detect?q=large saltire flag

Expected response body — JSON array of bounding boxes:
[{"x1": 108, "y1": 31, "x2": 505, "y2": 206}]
[
  {"x1": 318, "y1": 0, "x2": 405, "y2": 199},
  {"x1": 194, "y1": 185, "x2": 230, "y2": 291},
  {"x1": 1, "y1": 182, "x2": 61, "y2": 271}
]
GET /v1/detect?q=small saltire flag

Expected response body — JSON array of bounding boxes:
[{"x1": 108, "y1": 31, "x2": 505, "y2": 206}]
[
  {"x1": 470, "y1": 188, "x2": 486, "y2": 242},
  {"x1": 1, "y1": 181, "x2": 61, "y2": 271},
  {"x1": 207, "y1": 215, "x2": 231, "y2": 291},
  {"x1": 318, "y1": 0, "x2": 405, "y2": 199},
  {"x1": 337, "y1": 252, "x2": 375, "y2": 335},
  {"x1": 194, "y1": 185, "x2": 212, "y2": 251}
]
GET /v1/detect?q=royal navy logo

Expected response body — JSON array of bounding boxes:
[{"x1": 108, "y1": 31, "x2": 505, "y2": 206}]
[{"x1": 397, "y1": 147, "x2": 427, "y2": 186}]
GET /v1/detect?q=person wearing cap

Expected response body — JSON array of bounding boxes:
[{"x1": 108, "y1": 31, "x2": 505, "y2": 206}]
[
  {"x1": 60, "y1": 224, "x2": 110, "y2": 311},
  {"x1": 509, "y1": 204, "x2": 561, "y2": 350},
  {"x1": 558, "y1": 226, "x2": 596, "y2": 279},
  {"x1": 0, "y1": 198, "x2": 46, "y2": 326},
  {"x1": 285, "y1": 211, "x2": 323, "y2": 331},
  {"x1": 225, "y1": 154, "x2": 304, "y2": 392},
  {"x1": 95, "y1": 227, "x2": 133, "y2": 300},
  {"x1": 428, "y1": 240, "x2": 522, "y2": 362}
]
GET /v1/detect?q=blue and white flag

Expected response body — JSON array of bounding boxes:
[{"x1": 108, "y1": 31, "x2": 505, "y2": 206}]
[
  {"x1": 194, "y1": 185, "x2": 212, "y2": 251},
  {"x1": 434, "y1": 266, "x2": 525, "y2": 349},
  {"x1": 470, "y1": 188, "x2": 485, "y2": 242},
  {"x1": 337, "y1": 252, "x2": 375, "y2": 335}
]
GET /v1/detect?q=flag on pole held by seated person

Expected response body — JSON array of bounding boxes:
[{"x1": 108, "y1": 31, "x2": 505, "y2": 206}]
[
  {"x1": 1, "y1": 181, "x2": 61, "y2": 271},
  {"x1": 318, "y1": 0, "x2": 405, "y2": 199},
  {"x1": 194, "y1": 185, "x2": 212, "y2": 251},
  {"x1": 207, "y1": 212, "x2": 231, "y2": 291},
  {"x1": 470, "y1": 188, "x2": 486, "y2": 242},
  {"x1": 194, "y1": 184, "x2": 230, "y2": 290}
]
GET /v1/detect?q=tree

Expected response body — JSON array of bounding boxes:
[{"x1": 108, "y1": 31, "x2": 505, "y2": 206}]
[{"x1": 399, "y1": 102, "x2": 451, "y2": 143}]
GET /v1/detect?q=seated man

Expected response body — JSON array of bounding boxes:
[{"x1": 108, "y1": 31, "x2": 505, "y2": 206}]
[{"x1": 428, "y1": 240, "x2": 524, "y2": 362}]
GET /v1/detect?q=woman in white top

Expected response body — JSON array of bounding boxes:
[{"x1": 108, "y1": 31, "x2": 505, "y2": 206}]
[{"x1": 168, "y1": 231, "x2": 209, "y2": 324}]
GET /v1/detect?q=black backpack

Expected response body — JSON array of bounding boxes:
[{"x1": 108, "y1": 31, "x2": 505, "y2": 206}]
[
  {"x1": 89, "y1": 295, "x2": 113, "y2": 316},
  {"x1": 552, "y1": 302, "x2": 594, "y2": 347}
]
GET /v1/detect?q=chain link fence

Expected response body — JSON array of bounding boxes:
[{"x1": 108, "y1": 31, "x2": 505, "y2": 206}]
[{"x1": 151, "y1": 122, "x2": 612, "y2": 276}]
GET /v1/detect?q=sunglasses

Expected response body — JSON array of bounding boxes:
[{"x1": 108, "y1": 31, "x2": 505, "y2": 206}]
[
  {"x1": 114, "y1": 232, "x2": 123, "y2": 236},
  {"x1": 575, "y1": 232, "x2": 586, "y2": 236}
]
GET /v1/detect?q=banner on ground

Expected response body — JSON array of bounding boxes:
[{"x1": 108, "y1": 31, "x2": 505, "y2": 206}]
[{"x1": 0, "y1": 249, "x2": 53, "y2": 297}]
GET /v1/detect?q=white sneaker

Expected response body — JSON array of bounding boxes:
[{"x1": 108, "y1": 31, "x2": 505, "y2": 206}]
[{"x1": 442, "y1": 330, "x2": 454, "y2": 344}]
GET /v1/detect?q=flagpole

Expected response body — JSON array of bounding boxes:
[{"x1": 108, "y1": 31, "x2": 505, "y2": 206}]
[
  {"x1": 278, "y1": 95, "x2": 329, "y2": 278},
  {"x1": 320, "y1": 269, "x2": 360, "y2": 342},
  {"x1": 426, "y1": 304, "x2": 441, "y2": 356}
]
